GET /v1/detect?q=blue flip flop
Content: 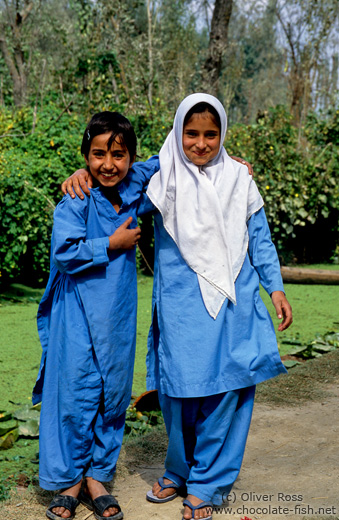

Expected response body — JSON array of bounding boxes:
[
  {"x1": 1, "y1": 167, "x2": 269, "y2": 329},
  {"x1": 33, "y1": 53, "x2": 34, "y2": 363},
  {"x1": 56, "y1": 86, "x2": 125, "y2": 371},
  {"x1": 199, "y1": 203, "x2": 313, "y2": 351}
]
[
  {"x1": 146, "y1": 476, "x2": 180, "y2": 503},
  {"x1": 182, "y1": 499, "x2": 213, "y2": 520}
]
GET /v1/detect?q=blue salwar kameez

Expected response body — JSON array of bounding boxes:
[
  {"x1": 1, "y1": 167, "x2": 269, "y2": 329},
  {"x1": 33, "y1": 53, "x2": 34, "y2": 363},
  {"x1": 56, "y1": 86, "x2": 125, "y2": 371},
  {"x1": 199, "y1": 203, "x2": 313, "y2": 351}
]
[
  {"x1": 146, "y1": 207, "x2": 287, "y2": 504},
  {"x1": 33, "y1": 157, "x2": 159, "y2": 490}
]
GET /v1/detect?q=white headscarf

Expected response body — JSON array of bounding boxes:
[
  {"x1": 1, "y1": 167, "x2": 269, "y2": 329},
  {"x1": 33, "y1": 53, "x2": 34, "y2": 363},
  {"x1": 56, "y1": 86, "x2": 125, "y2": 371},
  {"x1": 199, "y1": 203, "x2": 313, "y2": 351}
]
[{"x1": 147, "y1": 93, "x2": 264, "y2": 319}]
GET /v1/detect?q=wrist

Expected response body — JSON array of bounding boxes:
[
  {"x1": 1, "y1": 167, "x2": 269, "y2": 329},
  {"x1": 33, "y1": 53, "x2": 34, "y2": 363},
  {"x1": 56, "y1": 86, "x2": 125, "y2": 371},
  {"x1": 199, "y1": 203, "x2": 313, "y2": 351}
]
[{"x1": 108, "y1": 235, "x2": 118, "y2": 250}]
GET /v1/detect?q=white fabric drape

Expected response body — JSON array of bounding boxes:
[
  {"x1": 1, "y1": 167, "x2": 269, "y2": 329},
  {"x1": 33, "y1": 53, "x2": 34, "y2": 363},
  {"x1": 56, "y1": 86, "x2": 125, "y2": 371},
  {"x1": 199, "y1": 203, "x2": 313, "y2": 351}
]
[{"x1": 147, "y1": 93, "x2": 264, "y2": 318}]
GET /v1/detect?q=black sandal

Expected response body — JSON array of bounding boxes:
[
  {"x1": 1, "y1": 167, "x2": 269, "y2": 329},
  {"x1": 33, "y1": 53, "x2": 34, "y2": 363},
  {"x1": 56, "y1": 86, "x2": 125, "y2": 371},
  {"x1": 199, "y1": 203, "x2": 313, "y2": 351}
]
[
  {"x1": 79, "y1": 489, "x2": 123, "y2": 520},
  {"x1": 46, "y1": 494, "x2": 80, "y2": 520}
]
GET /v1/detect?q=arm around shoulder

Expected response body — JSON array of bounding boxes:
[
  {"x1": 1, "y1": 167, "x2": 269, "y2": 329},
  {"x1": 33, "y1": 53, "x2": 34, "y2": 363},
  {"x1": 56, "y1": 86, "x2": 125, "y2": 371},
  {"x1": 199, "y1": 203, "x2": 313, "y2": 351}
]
[
  {"x1": 131, "y1": 155, "x2": 160, "y2": 184},
  {"x1": 60, "y1": 168, "x2": 93, "y2": 199}
]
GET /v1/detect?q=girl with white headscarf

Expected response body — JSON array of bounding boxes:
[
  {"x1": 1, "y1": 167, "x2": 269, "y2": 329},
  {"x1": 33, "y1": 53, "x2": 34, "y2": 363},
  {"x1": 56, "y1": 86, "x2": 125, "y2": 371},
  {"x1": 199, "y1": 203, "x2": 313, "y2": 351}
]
[{"x1": 145, "y1": 94, "x2": 292, "y2": 519}]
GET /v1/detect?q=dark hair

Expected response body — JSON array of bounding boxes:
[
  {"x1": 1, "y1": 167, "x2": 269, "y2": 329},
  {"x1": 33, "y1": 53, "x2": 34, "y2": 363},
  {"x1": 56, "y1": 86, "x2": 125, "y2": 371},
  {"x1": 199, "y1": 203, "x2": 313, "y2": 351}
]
[
  {"x1": 183, "y1": 102, "x2": 221, "y2": 130},
  {"x1": 81, "y1": 111, "x2": 137, "y2": 160}
]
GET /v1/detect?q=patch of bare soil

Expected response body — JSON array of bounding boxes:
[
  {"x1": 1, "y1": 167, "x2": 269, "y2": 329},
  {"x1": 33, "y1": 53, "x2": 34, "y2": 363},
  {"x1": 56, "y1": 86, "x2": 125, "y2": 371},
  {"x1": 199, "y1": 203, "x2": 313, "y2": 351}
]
[{"x1": 2, "y1": 351, "x2": 338, "y2": 520}]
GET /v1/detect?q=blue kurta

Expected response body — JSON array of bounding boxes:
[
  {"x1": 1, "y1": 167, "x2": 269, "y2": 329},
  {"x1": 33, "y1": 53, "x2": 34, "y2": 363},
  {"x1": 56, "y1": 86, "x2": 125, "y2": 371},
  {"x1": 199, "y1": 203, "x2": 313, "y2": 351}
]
[
  {"x1": 33, "y1": 157, "x2": 159, "y2": 421},
  {"x1": 146, "y1": 207, "x2": 287, "y2": 398},
  {"x1": 33, "y1": 157, "x2": 159, "y2": 489}
]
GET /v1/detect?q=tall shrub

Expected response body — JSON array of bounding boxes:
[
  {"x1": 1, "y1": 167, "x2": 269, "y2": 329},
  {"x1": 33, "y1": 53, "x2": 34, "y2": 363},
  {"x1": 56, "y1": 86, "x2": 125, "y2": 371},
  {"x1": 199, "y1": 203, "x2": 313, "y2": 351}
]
[
  {"x1": 0, "y1": 104, "x2": 85, "y2": 288},
  {"x1": 227, "y1": 106, "x2": 339, "y2": 262}
]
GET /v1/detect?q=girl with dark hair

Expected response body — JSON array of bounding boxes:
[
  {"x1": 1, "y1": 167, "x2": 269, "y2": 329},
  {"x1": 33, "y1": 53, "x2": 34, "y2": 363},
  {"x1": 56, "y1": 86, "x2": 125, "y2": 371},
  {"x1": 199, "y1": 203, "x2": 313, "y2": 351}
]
[{"x1": 33, "y1": 112, "x2": 158, "y2": 520}]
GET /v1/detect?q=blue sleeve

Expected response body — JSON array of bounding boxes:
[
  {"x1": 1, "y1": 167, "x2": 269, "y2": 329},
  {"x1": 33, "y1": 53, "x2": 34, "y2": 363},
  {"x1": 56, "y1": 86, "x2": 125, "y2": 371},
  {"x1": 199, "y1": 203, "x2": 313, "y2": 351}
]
[
  {"x1": 132, "y1": 156, "x2": 158, "y2": 215},
  {"x1": 52, "y1": 196, "x2": 109, "y2": 275},
  {"x1": 247, "y1": 207, "x2": 284, "y2": 295},
  {"x1": 130, "y1": 155, "x2": 159, "y2": 186},
  {"x1": 137, "y1": 193, "x2": 156, "y2": 216}
]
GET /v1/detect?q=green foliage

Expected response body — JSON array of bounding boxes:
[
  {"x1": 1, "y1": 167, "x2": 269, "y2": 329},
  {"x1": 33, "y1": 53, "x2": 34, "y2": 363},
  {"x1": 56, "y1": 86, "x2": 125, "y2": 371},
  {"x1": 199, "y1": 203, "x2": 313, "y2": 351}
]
[
  {"x1": 227, "y1": 106, "x2": 339, "y2": 262},
  {"x1": 131, "y1": 98, "x2": 173, "y2": 158},
  {"x1": 0, "y1": 480, "x2": 11, "y2": 502},
  {"x1": 281, "y1": 331, "x2": 339, "y2": 368},
  {"x1": 124, "y1": 406, "x2": 164, "y2": 439},
  {"x1": 1, "y1": 103, "x2": 339, "y2": 290},
  {"x1": 0, "y1": 404, "x2": 40, "y2": 450},
  {"x1": 0, "y1": 104, "x2": 85, "y2": 287}
]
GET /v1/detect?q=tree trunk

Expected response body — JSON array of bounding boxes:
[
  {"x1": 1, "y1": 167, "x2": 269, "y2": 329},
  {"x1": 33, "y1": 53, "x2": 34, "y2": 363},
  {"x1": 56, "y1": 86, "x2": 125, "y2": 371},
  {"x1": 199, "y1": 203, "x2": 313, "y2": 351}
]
[
  {"x1": 0, "y1": 2, "x2": 34, "y2": 106},
  {"x1": 147, "y1": 0, "x2": 153, "y2": 109},
  {"x1": 201, "y1": 0, "x2": 233, "y2": 96},
  {"x1": 281, "y1": 267, "x2": 339, "y2": 285}
]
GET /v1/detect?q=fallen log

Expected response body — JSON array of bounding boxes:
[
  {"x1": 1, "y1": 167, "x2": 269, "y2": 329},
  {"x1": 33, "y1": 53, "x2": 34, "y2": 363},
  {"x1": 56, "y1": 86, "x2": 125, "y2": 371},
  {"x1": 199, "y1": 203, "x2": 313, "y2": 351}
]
[{"x1": 281, "y1": 266, "x2": 339, "y2": 285}]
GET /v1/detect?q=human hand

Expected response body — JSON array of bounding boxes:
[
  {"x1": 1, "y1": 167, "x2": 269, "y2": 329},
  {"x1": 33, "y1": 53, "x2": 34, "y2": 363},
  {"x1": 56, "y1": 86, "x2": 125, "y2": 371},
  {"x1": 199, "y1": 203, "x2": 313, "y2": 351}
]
[
  {"x1": 230, "y1": 156, "x2": 254, "y2": 176},
  {"x1": 109, "y1": 217, "x2": 141, "y2": 250},
  {"x1": 271, "y1": 291, "x2": 293, "y2": 331},
  {"x1": 61, "y1": 169, "x2": 93, "y2": 199}
]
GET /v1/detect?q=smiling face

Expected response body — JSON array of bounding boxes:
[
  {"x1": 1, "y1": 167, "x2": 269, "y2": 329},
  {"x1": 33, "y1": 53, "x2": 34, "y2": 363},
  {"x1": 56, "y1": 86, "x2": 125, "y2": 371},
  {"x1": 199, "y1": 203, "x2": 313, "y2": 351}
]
[
  {"x1": 85, "y1": 132, "x2": 133, "y2": 188},
  {"x1": 182, "y1": 111, "x2": 221, "y2": 166}
]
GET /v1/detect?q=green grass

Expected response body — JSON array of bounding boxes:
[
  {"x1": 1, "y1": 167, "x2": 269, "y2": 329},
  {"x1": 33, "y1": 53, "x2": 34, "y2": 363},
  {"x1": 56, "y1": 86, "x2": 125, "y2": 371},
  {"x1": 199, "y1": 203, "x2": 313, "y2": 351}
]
[
  {"x1": 261, "y1": 283, "x2": 339, "y2": 355},
  {"x1": 134, "y1": 275, "x2": 153, "y2": 395}
]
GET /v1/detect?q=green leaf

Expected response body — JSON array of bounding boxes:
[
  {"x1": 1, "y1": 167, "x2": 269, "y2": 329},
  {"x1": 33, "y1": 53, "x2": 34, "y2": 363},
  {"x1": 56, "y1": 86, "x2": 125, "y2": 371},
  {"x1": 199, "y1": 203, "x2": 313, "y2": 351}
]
[
  {"x1": 311, "y1": 344, "x2": 336, "y2": 353},
  {"x1": 0, "y1": 412, "x2": 13, "y2": 423},
  {"x1": 282, "y1": 360, "x2": 301, "y2": 368},
  {"x1": 18, "y1": 419, "x2": 40, "y2": 437},
  {"x1": 286, "y1": 345, "x2": 308, "y2": 355},
  {"x1": 13, "y1": 405, "x2": 40, "y2": 422},
  {"x1": 0, "y1": 420, "x2": 18, "y2": 436},
  {"x1": 0, "y1": 428, "x2": 19, "y2": 450}
]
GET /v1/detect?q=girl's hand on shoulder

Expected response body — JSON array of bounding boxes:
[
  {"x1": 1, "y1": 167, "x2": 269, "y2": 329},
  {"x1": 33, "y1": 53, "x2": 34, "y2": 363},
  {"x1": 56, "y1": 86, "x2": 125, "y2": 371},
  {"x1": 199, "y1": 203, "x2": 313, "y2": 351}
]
[
  {"x1": 271, "y1": 291, "x2": 293, "y2": 331},
  {"x1": 109, "y1": 217, "x2": 141, "y2": 250},
  {"x1": 230, "y1": 155, "x2": 254, "y2": 176},
  {"x1": 61, "y1": 169, "x2": 93, "y2": 199}
]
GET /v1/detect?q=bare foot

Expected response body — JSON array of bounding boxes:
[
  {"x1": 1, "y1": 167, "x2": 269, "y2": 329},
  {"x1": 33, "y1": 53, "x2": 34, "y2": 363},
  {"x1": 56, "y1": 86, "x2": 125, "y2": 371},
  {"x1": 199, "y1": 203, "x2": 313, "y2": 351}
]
[
  {"x1": 152, "y1": 477, "x2": 177, "y2": 500},
  {"x1": 85, "y1": 477, "x2": 119, "y2": 517},
  {"x1": 52, "y1": 481, "x2": 82, "y2": 518},
  {"x1": 183, "y1": 494, "x2": 213, "y2": 519}
]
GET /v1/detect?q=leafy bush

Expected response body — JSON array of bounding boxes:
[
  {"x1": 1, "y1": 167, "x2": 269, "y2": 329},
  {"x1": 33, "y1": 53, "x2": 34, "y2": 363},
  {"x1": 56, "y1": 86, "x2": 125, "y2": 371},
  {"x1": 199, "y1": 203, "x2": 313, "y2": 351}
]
[
  {"x1": 0, "y1": 104, "x2": 85, "y2": 288},
  {"x1": 281, "y1": 331, "x2": 339, "y2": 368},
  {"x1": 1, "y1": 103, "x2": 338, "y2": 289},
  {"x1": 227, "y1": 106, "x2": 339, "y2": 263}
]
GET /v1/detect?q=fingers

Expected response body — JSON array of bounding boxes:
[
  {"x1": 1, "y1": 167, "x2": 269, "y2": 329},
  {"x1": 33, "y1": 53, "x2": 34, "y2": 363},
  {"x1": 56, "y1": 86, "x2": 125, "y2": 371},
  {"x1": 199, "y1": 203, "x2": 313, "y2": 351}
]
[
  {"x1": 245, "y1": 161, "x2": 254, "y2": 176},
  {"x1": 134, "y1": 227, "x2": 141, "y2": 240},
  {"x1": 271, "y1": 291, "x2": 293, "y2": 332},
  {"x1": 277, "y1": 300, "x2": 293, "y2": 331},
  {"x1": 61, "y1": 169, "x2": 91, "y2": 200},
  {"x1": 120, "y1": 216, "x2": 133, "y2": 228},
  {"x1": 126, "y1": 228, "x2": 141, "y2": 248},
  {"x1": 69, "y1": 176, "x2": 83, "y2": 199},
  {"x1": 60, "y1": 177, "x2": 78, "y2": 199},
  {"x1": 230, "y1": 155, "x2": 254, "y2": 176},
  {"x1": 109, "y1": 219, "x2": 141, "y2": 250},
  {"x1": 87, "y1": 175, "x2": 94, "y2": 189},
  {"x1": 61, "y1": 179, "x2": 68, "y2": 195},
  {"x1": 79, "y1": 177, "x2": 91, "y2": 197},
  {"x1": 73, "y1": 169, "x2": 90, "y2": 198}
]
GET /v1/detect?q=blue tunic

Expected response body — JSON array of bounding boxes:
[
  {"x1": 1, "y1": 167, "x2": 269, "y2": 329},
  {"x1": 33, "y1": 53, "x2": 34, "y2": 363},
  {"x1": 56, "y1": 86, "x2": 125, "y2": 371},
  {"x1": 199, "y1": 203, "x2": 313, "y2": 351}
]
[
  {"x1": 33, "y1": 157, "x2": 159, "y2": 422},
  {"x1": 146, "y1": 207, "x2": 287, "y2": 398}
]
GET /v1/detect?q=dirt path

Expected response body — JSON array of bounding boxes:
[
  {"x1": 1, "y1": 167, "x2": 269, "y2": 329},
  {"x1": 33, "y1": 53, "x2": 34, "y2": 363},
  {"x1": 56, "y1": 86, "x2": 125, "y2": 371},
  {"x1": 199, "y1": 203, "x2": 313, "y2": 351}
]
[{"x1": 2, "y1": 376, "x2": 338, "y2": 520}]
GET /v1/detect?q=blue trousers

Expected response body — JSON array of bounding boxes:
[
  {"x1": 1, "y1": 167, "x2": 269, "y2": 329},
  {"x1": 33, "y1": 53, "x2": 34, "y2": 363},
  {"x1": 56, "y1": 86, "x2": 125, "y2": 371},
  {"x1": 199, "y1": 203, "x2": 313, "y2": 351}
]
[
  {"x1": 159, "y1": 386, "x2": 255, "y2": 505},
  {"x1": 38, "y1": 282, "x2": 126, "y2": 491}
]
